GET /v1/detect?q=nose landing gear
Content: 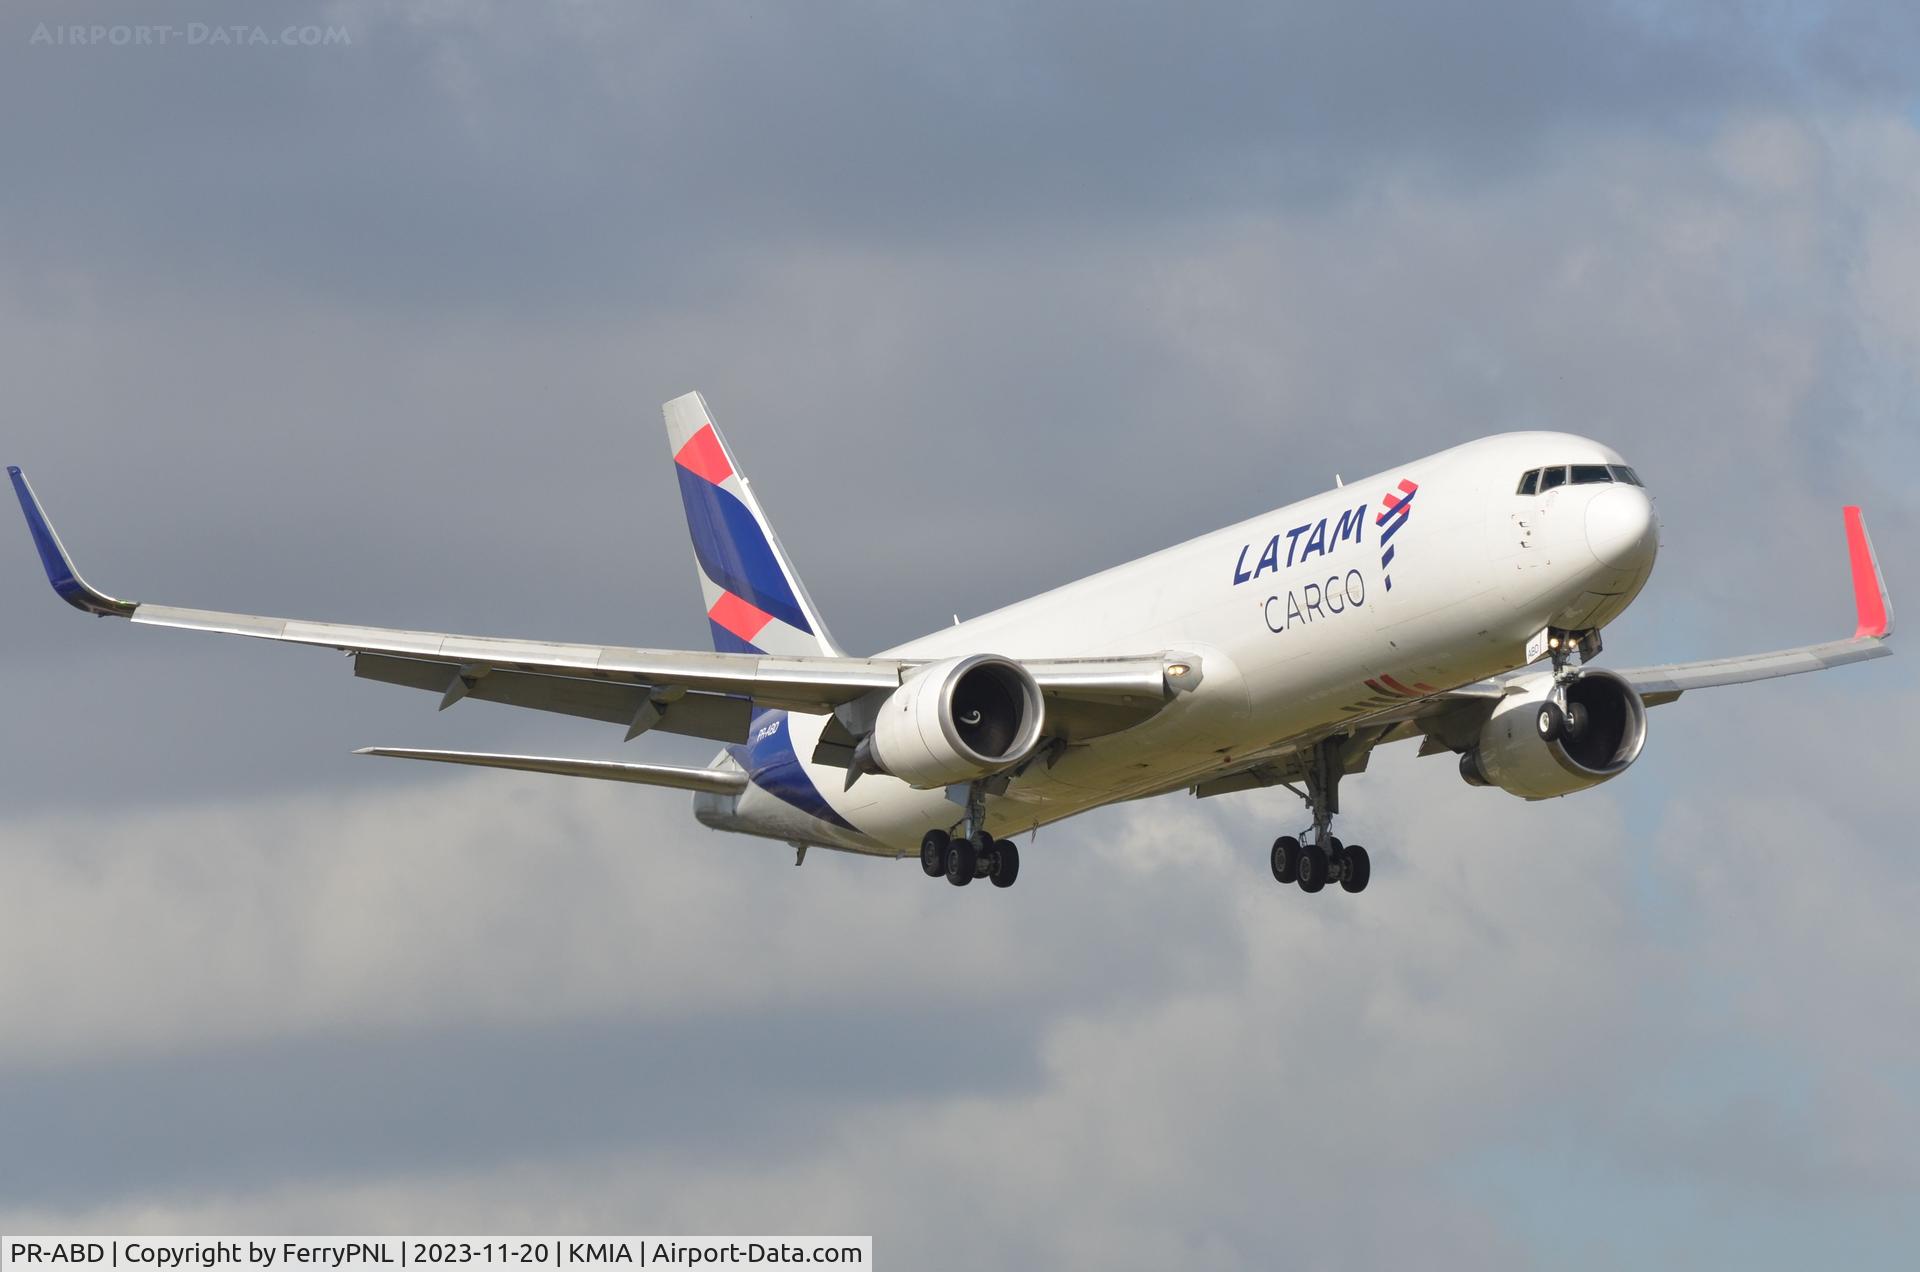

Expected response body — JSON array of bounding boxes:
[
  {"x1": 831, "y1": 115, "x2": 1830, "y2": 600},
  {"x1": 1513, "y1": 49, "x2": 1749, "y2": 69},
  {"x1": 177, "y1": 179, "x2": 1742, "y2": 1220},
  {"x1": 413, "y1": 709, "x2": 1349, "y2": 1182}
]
[{"x1": 1533, "y1": 626, "x2": 1603, "y2": 744}]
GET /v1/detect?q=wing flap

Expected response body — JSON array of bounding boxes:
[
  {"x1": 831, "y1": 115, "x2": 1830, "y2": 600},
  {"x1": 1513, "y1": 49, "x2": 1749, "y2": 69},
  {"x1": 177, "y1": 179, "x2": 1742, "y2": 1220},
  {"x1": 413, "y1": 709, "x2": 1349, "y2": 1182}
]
[{"x1": 352, "y1": 654, "x2": 756, "y2": 743}]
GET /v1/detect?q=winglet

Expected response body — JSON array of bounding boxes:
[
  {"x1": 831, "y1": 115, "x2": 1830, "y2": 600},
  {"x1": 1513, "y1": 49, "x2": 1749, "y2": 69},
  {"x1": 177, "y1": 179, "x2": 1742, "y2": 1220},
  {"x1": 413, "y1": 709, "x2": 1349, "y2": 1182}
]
[
  {"x1": 8, "y1": 466, "x2": 138, "y2": 617},
  {"x1": 1844, "y1": 506, "x2": 1893, "y2": 640}
]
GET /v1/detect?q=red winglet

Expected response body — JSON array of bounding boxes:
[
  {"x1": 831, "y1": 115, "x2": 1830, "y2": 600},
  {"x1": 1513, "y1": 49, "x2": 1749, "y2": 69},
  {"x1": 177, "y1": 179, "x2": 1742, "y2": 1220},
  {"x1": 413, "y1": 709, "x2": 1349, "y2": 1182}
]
[{"x1": 1843, "y1": 506, "x2": 1892, "y2": 640}]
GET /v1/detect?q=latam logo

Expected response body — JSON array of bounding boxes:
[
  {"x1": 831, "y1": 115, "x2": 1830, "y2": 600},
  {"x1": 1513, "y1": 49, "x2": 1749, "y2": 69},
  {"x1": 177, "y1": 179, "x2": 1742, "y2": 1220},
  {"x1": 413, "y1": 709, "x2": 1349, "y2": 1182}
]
[
  {"x1": 1375, "y1": 478, "x2": 1418, "y2": 591},
  {"x1": 1232, "y1": 502, "x2": 1371, "y2": 585}
]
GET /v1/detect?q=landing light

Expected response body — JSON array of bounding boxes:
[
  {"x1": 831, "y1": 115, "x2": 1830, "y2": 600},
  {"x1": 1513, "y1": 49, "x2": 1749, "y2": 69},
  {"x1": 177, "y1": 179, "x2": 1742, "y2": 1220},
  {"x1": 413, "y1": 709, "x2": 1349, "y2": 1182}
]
[{"x1": 1166, "y1": 662, "x2": 1191, "y2": 678}]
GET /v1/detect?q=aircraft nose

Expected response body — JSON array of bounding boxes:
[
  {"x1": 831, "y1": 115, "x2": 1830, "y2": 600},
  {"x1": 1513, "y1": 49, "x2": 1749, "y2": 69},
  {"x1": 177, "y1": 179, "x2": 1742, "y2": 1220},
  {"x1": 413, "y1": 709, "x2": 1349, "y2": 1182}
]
[{"x1": 1585, "y1": 484, "x2": 1658, "y2": 571}]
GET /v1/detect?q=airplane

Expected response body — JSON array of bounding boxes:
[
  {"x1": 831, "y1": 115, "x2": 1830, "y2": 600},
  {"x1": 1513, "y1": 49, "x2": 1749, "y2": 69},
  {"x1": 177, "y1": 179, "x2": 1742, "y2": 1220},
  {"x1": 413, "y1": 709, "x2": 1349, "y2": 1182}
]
[{"x1": 9, "y1": 392, "x2": 1894, "y2": 895}]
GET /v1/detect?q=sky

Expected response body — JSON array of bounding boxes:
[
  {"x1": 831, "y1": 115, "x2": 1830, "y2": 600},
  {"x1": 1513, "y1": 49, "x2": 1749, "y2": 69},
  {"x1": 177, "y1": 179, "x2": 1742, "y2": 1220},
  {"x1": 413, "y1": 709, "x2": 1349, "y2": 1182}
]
[{"x1": 1, "y1": 1, "x2": 1917, "y2": 1266}]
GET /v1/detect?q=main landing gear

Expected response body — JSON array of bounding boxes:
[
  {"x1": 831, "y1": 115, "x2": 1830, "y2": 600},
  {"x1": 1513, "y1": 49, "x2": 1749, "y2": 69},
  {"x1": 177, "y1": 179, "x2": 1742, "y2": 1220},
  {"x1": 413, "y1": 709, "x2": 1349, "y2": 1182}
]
[
  {"x1": 918, "y1": 780, "x2": 1020, "y2": 889},
  {"x1": 920, "y1": 828, "x2": 1019, "y2": 888},
  {"x1": 1267, "y1": 736, "x2": 1371, "y2": 895}
]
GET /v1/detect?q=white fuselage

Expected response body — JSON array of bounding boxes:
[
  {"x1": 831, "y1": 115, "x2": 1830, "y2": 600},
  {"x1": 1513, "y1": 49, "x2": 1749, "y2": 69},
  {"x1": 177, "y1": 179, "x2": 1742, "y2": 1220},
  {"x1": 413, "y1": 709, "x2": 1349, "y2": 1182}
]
[{"x1": 695, "y1": 432, "x2": 1659, "y2": 855}]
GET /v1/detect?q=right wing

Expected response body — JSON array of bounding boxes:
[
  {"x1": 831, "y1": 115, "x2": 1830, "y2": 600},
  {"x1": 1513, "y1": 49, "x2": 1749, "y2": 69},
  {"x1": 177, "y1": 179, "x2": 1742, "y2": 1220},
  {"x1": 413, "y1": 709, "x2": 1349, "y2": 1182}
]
[
  {"x1": 9, "y1": 467, "x2": 1181, "y2": 746},
  {"x1": 1610, "y1": 505, "x2": 1892, "y2": 704}
]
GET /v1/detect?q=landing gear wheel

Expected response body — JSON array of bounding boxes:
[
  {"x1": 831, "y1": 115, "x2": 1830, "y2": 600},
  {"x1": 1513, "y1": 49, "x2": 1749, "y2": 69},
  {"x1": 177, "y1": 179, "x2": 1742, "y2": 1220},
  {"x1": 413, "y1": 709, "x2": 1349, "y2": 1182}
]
[
  {"x1": 1339, "y1": 844, "x2": 1371, "y2": 893},
  {"x1": 920, "y1": 830, "x2": 950, "y2": 878},
  {"x1": 990, "y1": 840, "x2": 1020, "y2": 888},
  {"x1": 1536, "y1": 701, "x2": 1566, "y2": 742},
  {"x1": 1565, "y1": 702, "x2": 1590, "y2": 740},
  {"x1": 971, "y1": 831, "x2": 996, "y2": 879},
  {"x1": 945, "y1": 836, "x2": 976, "y2": 887},
  {"x1": 1297, "y1": 842, "x2": 1328, "y2": 893},
  {"x1": 1270, "y1": 836, "x2": 1300, "y2": 884}
]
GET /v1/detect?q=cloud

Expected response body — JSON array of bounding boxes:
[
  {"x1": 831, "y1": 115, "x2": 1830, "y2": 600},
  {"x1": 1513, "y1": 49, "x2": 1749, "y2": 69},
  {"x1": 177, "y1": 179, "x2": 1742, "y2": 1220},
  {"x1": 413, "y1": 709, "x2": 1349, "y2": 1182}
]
[
  {"x1": 3, "y1": 0, "x2": 1915, "y2": 306},
  {"x1": 4, "y1": 670, "x2": 1918, "y2": 1270}
]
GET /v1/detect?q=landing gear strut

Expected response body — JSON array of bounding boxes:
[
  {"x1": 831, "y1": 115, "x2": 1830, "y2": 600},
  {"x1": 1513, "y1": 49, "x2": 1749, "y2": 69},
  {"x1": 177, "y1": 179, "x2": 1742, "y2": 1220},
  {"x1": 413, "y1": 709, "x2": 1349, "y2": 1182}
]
[
  {"x1": 920, "y1": 780, "x2": 1022, "y2": 890},
  {"x1": 1540, "y1": 626, "x2": 1601, "y2": 742},
  {"x1": 1546, "y1": 625, "x2": 1603, "y2": 680},
  {"x1": 1270, "y1": 736, "x2": 1372, "y2": 895}
]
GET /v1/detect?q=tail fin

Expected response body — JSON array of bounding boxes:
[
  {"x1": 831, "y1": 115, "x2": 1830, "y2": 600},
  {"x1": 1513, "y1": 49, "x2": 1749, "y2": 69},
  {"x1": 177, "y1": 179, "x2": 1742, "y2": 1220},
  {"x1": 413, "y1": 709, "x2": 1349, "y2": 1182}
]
[{"x1": 663, "y1": 391, "x2": 844, "y2": 657}]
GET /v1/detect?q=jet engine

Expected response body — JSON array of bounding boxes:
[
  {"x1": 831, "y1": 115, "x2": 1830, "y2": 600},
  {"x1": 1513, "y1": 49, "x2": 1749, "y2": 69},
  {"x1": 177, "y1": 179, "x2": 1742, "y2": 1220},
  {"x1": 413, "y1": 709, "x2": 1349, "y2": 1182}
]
[
  {"x1": 1460, "y1": 668, "x2": 1647, "y2": 800},
  {"x1": 866, "y1": 654, "x2": 1046, "y2": 789}
]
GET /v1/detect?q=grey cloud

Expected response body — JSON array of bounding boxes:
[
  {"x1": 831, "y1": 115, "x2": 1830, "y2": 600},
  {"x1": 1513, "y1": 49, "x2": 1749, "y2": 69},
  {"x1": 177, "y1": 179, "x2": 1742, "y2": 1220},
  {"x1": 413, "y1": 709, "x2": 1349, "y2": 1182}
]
[
  {"x1": 0, "y1": 1005, "x2": 1044, "y2": 1207},
  {"x1": 2, "y1": 1, "x2": 1915, "y2": 307},
  {"x1": 0, "y1": 777, "x2": 1247, "y2": 1070},
  {"x1": 6, "y1": 706, "x2": 1918, "y2": 1267}
]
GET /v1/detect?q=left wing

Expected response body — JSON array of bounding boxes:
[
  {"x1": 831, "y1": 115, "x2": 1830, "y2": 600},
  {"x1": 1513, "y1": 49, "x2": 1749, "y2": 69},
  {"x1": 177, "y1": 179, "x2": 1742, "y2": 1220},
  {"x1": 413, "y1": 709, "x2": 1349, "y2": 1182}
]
[{"x1": 9, "y1": 466, "x2": 1180, "y2": 745}]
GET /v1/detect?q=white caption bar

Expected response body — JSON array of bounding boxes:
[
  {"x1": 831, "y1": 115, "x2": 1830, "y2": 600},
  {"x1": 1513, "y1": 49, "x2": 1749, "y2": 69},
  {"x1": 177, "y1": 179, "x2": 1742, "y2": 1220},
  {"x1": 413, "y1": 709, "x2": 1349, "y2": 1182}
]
[{"x1": 0, "y1": 1240, "x2": 871, "y2": 1271}]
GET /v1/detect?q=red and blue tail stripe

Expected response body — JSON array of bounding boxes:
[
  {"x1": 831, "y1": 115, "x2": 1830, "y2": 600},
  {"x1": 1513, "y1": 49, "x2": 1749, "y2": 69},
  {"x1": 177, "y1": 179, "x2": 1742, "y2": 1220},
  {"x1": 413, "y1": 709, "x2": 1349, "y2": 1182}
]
[
  {"x1": 663, "y1": 393, "x2": 840, "y2": 659},
  {"x1": 705, "y1": 588, "x2": 776, "y2": 655},
  {"x1": 674, "y1": 427, "x2": 814, "y2": 645}
]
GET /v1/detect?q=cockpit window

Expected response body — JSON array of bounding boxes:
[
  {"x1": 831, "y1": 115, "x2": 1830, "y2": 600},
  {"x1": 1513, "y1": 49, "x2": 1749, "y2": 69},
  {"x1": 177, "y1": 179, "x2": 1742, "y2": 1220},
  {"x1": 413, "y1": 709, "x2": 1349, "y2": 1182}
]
[{"x1": 1525, "y1": 462, "x2": 1642, "y2": 494}]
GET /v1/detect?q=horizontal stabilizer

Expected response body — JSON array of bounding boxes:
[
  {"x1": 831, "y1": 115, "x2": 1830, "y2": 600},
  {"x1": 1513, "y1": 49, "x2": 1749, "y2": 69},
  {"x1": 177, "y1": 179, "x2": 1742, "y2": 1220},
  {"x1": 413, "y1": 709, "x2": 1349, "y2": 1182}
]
[{"x1": 354, "y1": 747, "x2": 748, "y2": 794}]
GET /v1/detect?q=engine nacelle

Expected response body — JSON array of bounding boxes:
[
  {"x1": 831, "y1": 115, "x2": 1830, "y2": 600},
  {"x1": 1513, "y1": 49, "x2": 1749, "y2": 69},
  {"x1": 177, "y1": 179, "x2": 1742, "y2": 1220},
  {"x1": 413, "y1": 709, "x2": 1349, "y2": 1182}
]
[
  {"x1": 868, "y1": 654, "x2": 1045, "y2": 789},
  {"x1": 1461, "y1": 668, "x2": 1647, "y2": 800}
]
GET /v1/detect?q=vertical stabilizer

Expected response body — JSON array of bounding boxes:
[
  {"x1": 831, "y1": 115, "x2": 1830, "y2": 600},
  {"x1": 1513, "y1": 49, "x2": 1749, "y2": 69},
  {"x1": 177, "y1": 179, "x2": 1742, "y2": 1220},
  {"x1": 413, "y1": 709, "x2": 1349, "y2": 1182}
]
[{"x1": 663, "y1": 392, "x2": 844, "y2": 657}]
